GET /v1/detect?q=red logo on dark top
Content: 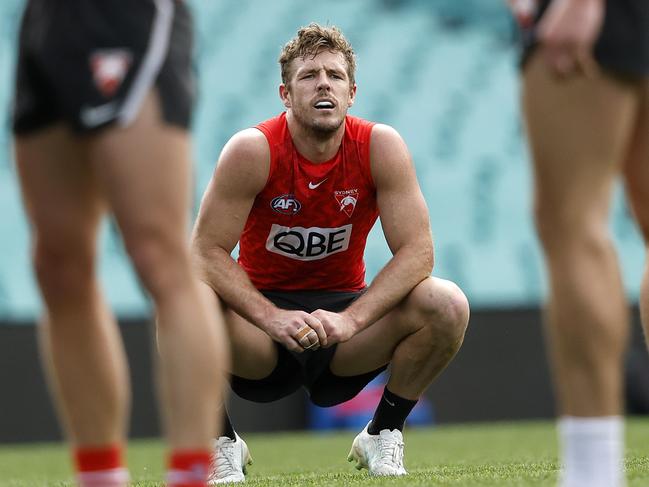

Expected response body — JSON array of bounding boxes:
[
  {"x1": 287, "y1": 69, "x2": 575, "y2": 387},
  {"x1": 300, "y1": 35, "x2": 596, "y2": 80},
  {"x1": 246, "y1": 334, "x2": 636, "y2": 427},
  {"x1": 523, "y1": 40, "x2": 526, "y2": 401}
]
[{"x1": 90, "y1": 49, "x2": 132, "y2": 98}]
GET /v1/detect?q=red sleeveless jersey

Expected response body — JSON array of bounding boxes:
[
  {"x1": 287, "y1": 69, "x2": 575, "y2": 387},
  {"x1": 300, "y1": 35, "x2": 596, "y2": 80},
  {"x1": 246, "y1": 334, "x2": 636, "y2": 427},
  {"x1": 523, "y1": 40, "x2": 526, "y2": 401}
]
[{"x1": 238, "y1": 112, "x2": 378, "y2": 291}]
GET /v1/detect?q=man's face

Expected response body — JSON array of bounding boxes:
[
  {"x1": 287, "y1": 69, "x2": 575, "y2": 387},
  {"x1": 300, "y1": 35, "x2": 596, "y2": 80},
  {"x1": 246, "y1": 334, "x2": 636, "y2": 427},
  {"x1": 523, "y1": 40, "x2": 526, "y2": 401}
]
[{"x1": 280, "y1": 50, "x2": 356, "y2": 136}]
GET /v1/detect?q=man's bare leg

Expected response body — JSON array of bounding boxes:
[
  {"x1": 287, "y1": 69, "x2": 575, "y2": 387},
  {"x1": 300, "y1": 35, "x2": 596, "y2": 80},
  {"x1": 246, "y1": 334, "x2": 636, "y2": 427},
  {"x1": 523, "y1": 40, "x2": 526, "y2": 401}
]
[
  {"x1": 623, "y1": 80, "x2": 649, "y2": 347},
  {"x1": 88, "y1": 92, "x2": 227, "y2": 451},
  {"x1": 332, "y1": 276, "x2": 468, "y2": 475},
  {"x1": 523, "y1": 53, "x2": 639, "y2": 487},
  {"x1": 15, "y1": 125, "x2": 131, "y2": 483},
  {"x1": 331, "y1": 277, "x2": 469, "y2": 399},
  {"x1": 332, "y1": 277, "x2": 469, "y2": 434},
  {"x1": 16, "y1": 125, "x2": 130, "y2": 446}
]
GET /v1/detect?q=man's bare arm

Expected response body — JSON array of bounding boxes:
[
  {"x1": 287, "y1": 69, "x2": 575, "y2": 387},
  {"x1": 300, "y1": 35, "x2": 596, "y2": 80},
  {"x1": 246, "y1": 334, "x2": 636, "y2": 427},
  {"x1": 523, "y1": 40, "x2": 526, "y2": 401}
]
[
  {"x1": 191, "y1": 129, "x2": 327, "y2": 351},
  {"x1": 313, "y1": 124, "x2": 433, "y2": 342},
  {"x1": 192, "y1": 129, "x2": 275, "y2": 325}
]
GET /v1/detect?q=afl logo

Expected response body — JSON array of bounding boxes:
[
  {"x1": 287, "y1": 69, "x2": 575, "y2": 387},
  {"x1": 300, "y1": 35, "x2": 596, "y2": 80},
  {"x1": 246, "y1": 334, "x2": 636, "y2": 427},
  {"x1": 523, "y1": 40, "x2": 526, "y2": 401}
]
[{"x1": 271, "y1": 194, "x2": 301, "y2": 215}]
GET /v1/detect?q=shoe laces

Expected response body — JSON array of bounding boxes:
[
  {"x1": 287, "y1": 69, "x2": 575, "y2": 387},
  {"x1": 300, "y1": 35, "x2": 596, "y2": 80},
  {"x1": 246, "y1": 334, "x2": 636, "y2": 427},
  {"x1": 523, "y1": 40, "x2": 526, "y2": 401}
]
[
  {"x1": 378, "y1": 431, "x2": 405, "y2": 469},
  {"x1": 212, "y1": 438, "x2": 239, "y2": 480}
]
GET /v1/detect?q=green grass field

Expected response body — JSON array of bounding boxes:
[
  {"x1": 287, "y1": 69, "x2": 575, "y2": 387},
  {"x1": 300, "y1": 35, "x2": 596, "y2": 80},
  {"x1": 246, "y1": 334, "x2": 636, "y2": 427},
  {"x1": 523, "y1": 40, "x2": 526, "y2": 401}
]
[{"x1": 2, "y1": 418, "x2": 649, "y2": 486}]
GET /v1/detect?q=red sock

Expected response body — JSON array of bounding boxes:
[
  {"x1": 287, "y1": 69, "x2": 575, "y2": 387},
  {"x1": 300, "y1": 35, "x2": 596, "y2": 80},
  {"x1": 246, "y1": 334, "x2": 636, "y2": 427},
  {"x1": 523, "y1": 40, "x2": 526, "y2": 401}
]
[
  {"x1": 166, "y1": 450, "x2": 212, "y2": 487},
  {"x1": 74, "y1": 445, "x2": 129, "y2": 487}
]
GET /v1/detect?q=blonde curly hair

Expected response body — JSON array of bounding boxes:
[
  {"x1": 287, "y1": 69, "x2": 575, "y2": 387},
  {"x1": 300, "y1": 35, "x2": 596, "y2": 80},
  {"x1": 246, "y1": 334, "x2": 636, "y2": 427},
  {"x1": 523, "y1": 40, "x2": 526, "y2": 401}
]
[{"x1": 279, "y1": 23, "x2": 356, "y2": 86}]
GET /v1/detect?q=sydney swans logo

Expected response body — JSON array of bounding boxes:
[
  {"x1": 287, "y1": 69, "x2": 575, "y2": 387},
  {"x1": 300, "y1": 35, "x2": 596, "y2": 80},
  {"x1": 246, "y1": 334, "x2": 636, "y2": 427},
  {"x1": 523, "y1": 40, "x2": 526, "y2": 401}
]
[{"x1": 334, "y1": 189, "x2": 358, "y2": 217}]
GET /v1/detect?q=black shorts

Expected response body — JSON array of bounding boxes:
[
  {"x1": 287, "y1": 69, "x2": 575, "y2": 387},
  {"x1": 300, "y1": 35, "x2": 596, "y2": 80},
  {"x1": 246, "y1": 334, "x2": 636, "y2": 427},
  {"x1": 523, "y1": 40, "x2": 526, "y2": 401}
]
[
  {"x1": 521, "y1": 0, "x2": 649, "y2": 77},
  {"x1": 230, "y1": 290, "x2": 388, "y2": 408},
  {"x1": 13, "y1": 0, "x2": 194, "y2": 134}
]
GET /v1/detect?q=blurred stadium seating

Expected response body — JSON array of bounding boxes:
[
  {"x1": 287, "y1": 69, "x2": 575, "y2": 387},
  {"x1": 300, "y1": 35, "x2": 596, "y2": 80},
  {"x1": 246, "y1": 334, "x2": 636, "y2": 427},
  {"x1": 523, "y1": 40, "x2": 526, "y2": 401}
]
[{"x1": 1, "y1": 0, "x2": 643, "y2": 320}]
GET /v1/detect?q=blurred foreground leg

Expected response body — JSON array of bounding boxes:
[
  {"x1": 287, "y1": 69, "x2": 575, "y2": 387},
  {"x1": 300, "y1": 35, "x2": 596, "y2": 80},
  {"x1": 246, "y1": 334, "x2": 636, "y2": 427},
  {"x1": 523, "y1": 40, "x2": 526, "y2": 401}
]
[
  {"x1": 89, "y1": 92, "x2": 228, "y2": 484},
  {"x1": 523, "y1": 52, "x2": 639, "y2": 487},
  {"x1": 15, "y1": 124, "x2": 131, "y2": 485}
]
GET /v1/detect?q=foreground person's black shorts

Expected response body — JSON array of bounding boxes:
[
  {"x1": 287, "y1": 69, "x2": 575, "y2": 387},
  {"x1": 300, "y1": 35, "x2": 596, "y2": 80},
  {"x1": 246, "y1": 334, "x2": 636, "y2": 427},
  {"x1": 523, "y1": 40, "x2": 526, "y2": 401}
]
[
  {"x1": 521, "y1": 0, "x2": 649, "y2": 77},
  {"x1": 13, "y1": 0, "x2": 194, "y2": 134}
]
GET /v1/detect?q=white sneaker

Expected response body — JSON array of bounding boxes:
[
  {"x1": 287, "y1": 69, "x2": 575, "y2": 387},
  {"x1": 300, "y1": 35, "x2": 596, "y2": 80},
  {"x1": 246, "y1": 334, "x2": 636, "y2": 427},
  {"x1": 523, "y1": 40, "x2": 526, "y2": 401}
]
[
  {"x1": 347, "y1": 422, "x2": 408, "y2": 476},
  {"x1": 208, "y1": 434, "x2": 253, "y2": 484}
]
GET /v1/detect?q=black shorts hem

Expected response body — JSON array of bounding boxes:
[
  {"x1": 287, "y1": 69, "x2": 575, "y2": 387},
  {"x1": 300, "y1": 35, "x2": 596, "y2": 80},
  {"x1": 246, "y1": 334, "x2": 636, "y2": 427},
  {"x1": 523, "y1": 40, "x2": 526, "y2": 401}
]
[
  {"x1": 229, "y1": 289, "x2": 385, "y2": 407},
  {"x1": 230, "y1": 341, "x2": 387, "y2": 407}
]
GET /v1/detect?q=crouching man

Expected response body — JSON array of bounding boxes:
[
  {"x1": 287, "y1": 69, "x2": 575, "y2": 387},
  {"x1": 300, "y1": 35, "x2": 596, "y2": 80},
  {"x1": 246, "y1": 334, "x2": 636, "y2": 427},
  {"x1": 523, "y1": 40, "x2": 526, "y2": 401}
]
[{"x1": 192, "y1": 23, "x2": 470, "y2": 483}]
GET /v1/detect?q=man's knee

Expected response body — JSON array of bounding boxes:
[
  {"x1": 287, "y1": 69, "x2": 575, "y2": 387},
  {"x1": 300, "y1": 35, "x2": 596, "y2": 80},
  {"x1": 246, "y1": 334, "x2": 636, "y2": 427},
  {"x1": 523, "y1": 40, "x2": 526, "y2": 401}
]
[
  {"x1": 33, "y1": 239, "x2": 96, "y2": 299},
  {"x1": 534, "y1": 199, "x2": 609, "y2": 257},
  {"x1": 408, "y1": 278, "x2": 469, "y2": 345},
  {"x1": 535, "y1": 199, "x2": 573, "y2": 249},
  {"x1": 125, "y1": 232, "x2": 190, "y2": 301}
]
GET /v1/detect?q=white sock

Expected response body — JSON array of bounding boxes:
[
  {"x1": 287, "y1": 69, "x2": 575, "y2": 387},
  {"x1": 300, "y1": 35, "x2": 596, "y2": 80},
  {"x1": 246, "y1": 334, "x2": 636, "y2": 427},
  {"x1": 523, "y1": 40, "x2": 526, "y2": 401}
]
[
  {"x1": 77, "y1": 467, "x2": 129, "y2": 487},
  {"x1": 558, "y1": 416, "x2": 625, "y2": 487}
]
